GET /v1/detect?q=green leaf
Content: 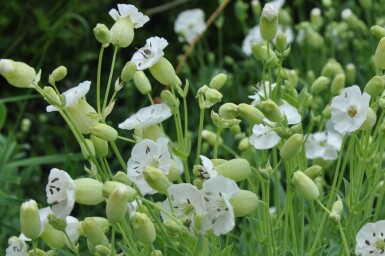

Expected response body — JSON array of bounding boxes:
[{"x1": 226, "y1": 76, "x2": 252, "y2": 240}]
[{"x1": 0, "y1": 102, "x2": 6, "y2": 130}]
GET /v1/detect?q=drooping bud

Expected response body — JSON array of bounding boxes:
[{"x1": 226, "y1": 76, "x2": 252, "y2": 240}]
[
  {"x1": 161, "y1": 90, "x2": 180, "y2": 114},
  {"x1": 20, "y1": 199, "x2": 41, "y2": 239},
  {"x1": 219, "y1": 103, "x2": 239, "y2": 119},
  {"x1": 110, "y1": 17, "x2": 134, "y2": 48},
  {"x1": 81, "y1": 217, "x2": 109, "y2": 247},
  {"x1": 260, "y1": 99, "x2": 282, "y2": 122},
  {"x1": 131, "y1": 212, "x2": 156, "y2": 244},
  {"x1": 121, "y1": 61, "x2": 137, "y2": 82},
  {"x1": 230, "y1": 190, "x2": 259, "y2": 217},
  {"x1": 292, "y1": 171, "x2": 319, "y2": 200},
  {"x1": 90, "y1": 135, "x2": 109, "y2": 158},
  {"x1": 209, "y1": 73, "x2": 227, "y2": 90},
  {"x1": 74, "y1": 178, "x2": 104, "y2": 205},
  {"x1": 311, "y1": 76, "x2": 330, "y2": 94},
  {"x1": 364, "y1": 76, "x2": 384, "y2": 97},
  {"x1": 49, "y1": 66, "x2": 67, "y2": 85},
  {"x1": 280, "y1": 134, "x2": 303, "y2": 160},
  {"x1": 345, "y1": 63, "x2": 356, "y2": 85},
  {"x1": 370, "y1": 25, "x2": 385, "y2": 39},
  {"x1": 40, "y1": 223, "x2": 66, "y2": 249},
  {"x1": 359, "y1": 107, "x2": 377, "y2": 130},
  {"x1": 93, "y1": 23, "x2": 111, "y2": 47},
  {"x1": 260, "y1": 3, "x2": 278, "y2": 41},
  {"x1": 329, "y1": 196, "x2": 343, "y2": 222},
  {"x1": 106, "y1": 184, "x2": 129, "y2": 224},
  {"x1": 238, "y1": 103, "x2": 264, "y2": 124},
  {"x1": 304, "y1": 165, "x2": 322, "y2": 179},
  {"x1": 91, "y1": 123, "x2": 118, "y2": 141},
  {"x1": 112, "y1": 171, "x2": 133, "y2": 186},
  {"x1": 149, "y1": 57, "x2": 177, "y2": 86},
  {"x1": 374, "y1": 38, "x2": 385, "y2": 70},
  {"x1": 143, "y1": 166, "x2": 170, "y2": 194},
  {"x1": 80, "y1": 138, "x2": 95, "y2": 160},
  {"x1": 205, "y1": 88, "x2": 223, "y2": 106},
  {"x1": 0, "y1": 59, "x2": 36, "y2": 88},
  {"x1": 275, "y1": 33, "x2": 287, "y2": 52},
  {"x1": 102, "y1": 181, "x2": 136, "y2": 202},
  {"x1": 330, "y1": 73, "x2": 345, "y2": 95},
  {"x1": 215, "y1": 158, "x2": 251, "y2": 182}
]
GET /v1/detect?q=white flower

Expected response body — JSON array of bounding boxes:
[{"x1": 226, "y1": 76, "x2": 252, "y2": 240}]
[
  {"x1": 46, "y1": 80, "x2": 91, "y2": 112},
  {"x1": 127, "y1": 200, "x2": 140, "y2": 217},
  {"x1": 65, "y1": 216, "x2": 80, "y2": 248},
  {"x1": 6, "y1": 236, "x2": 27, "y2": 256},
  {"x1": 201, "y1": 176, "x2": 240, "y2": 235},
  {"x1": 249, "y1": 81, "x2": 276, "y2": 106},
  {"x1": 355, "y1": 220, "x2": 385, "y2": 255},
  {"x1": 109, "y1": 4, "x2": 149, "y2": 28},
  {"x1": 161, "y1": 183, "x2": 208, "y2": 232},
  {"x1": 131, "y1": 36, "x2": 168, "y2": 70},
  {"x1": 262, "y1": 3, "x2": 278, "y2": 21},
  {"x1": 199, "y1": 155, "x2": 217, "y2": 179},
  {"x1": 174, "y1": 9, "x2": 206, "y2": 44},
  {"x1": 118, "y1": 103, "x2": 172, "y2": 130},
  {"x1": 269, "y1": 0, "x2": 285, "y2": 10},
  {"x1": 242, "y1": 25, "x2": 263, "y2": 56},
  {"x1": 46, "y1": 168, "x2": 75, "y2": 219},
  {"x1": 280, "y1": 104, "x2": 301, "y2": 124},
  {"x1": 331, "y1": 85, "x2": 370, "y2": 135},
  {"x1": 127, "y1": 137, "x2": 171, "y2": 195},
  {"x1": 341, "y1": 8, "x2": 353, "y2": 20},
  {"x1": 305, "y1": 131, "x2": 342, "y2": 160}
]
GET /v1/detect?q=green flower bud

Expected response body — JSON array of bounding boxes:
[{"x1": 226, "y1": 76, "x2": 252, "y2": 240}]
[
  {"x1": 21, "y1": 118, "x2": 31, "y2": 133},
  {"x1": 142, "y1": 125, "x2": 167, "y2": 141},
  {"x1": 0, "y1": 59, "x2": 36, "y2": 88},
  {"x1": 304, "y1": 165, "x2": 322, "y2": 179},
  {"x1": 311, "y1": 76, "x2": 330, "y2": 94},
  {"x1": 121, "y1": 61, "x2": 137, "y2": 82},
  {"x1": 306, "y1": 70, "x2": 316, "y2": 85},
  {"x1": 149, "y1": 57, "x2": 177, "y2": 86},
  {"x1": 133, "y1": 71, "x2": 152, "y2": 95},
  {"x1": 151, "y1": 250, "x2": 163, "y2": 256},
  {"x1": 219, "y1": 103, "x2": 238, "y2": 119},
  {"x1": 322, "y1": 105, "x2": 331, "y2": 119},
  {"x1": 49, "y1": 66, "x2": 67, "y2": 85},
  {"x1": 20, "y1": 200, "x2": 41, "y2": 239},
  {"x1": 202, "y1": 129, "x2": 223, "y2": 146},
  {"x1": 230, "y1": 190, "x2": 259, "y2": 217},
  {"x1": 163, "y1": 218, "x2": 183, "y2": 236},
  {"x1": 238, "y1": 103, "x2": 265, "y2": 124},
  {"x1": 280, "y1": 134, "x2": 303, "y2": 160},
  {"x1": 167, "y1": 159, "x2": 181, "y2": 182},
  {"x1": 90, "y1": 135, "x2": 109, "y2": 158},
  {"x1": 81, "y1": 217, "x2": 109, "y2": 247},
  {"x1": 43, "y1": 86, "x2": 60, "y2": 107},
  {"x1": 91, "y1": 123, "x2": 118, "y2": 141},
  {"x1": 193, "y1": 178, "x2": 203, "y2": 189},
  {"x1": 292, "y1": 171, "x2": 319, "y2": 200},
  {"x1": 330, "y1": 73, "x2": 345, "y2": 95},
  {"x1": 310, "y1": 8, "x2": 323, "y2": 30},
  {"x1": 93, "y1": 23, "x2": 111, "y2": 47},
  {"x1": 260, "y1": 3, "x2": 278, "y2": 41},
  {"x1": 364, "y1": 76, "x2": 384, "y2": 97},
  {"x1": 260, "y1": 99, "x2": 282, "y2": 122},
  {"x1": 74, "y1": 178, "x2": 104, "y2": 205},
  {"x1": 359, "y1": 107, "x2": 377, "y2": 131},
  {"x1": 205, "y1": 88, "x2": 223, "y2": 105},
  {"x1": 209, "y1": 73, "x2": 227, "y2": 90},
  {"x1": 47, "y1": 213, "x2": 66, "y2": 232},
  {"x1": 371, "y1": 25, "x2": 385, "y2": 39},
  {"x1": 251, "y1": 44, "x2": 278, "y2": 63},
  {"x1": 329, "y1": 196, "x2": 343, "y2": 222},
  {"x1": 321, "y1": 59, "x2": 343, "y2": 78},
  {"x1": 238, "y1": 137, "x2": 250, "y2": 151},
  {"x1": 374, "y1": 38, "x2": 385, "y2": 70},
  {"x1": 27, "y1": 248, "x2": 49, "y2": 256},
  {"x1": 67, "y1": 100, "x2": 98, "y2": 134},
  {"x1": 106, "y1": 185, "x2": 129, "y2": 224},
  {"x1": 80, "y1": 138, "x2": 95, "y2": 160},
  {"x1": 40, "y1": 223, "x2": 66, "y2": 249},
  {"x1": 94, "y1": 244, "x2": 111, "y2": 256},
  {"x1": 161, "y1": 90, "x2": 180, "y2": 113},
  {"x1": 345, "y1": 63, "x2": 356, "y2": 85},
  {"x1": 102, "y1": 181, "x2": 136, "y2": 202},
  {"x1": 251, "y1": 0, "x2": 261, "y2": 16},
  {"x1": 112, "y1": 171, "x2": 132, "y2": 186},
  {"x1": 143, "y1": 166, "x2": 170, "y2": 194},
  {"x1": 110, "y1": 17, "x2": 134, "y2": 48},
  {"x1": 215, "y1": 158, "x2": 251, "y2": 182},
  {"x1": 275, "y1": 33, "x2": 287, "y2": 52},
  {"x1": 131, "y1": 212, "x2": 156, "y2": 244}
]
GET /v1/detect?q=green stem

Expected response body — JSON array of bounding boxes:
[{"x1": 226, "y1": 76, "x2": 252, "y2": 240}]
[
  {"x1": 117, "y1": 135, "x2": 136, "y2": 144},
  {"x1": 109, "y1": 141, "x2": 127, "y2": 173},
  {"x1": 97, "y1": 46, "x2": 105, "y2": 114},
  {"x1": 102, "y1": 46, "x2": 119, "y2": 118},
  {"x1": 195, "y1": 108, "x2": 205, "y2": 164},
  {"x1": 213, "y1": 126, "x2": 222, "y2": 158},
  {"x1": 110, "y1": 225, "x2": 116, "y2": 256},
  {"x1": 337, "y1": 221, "x2": 350, "y2": 256},
  {"x1": 64, "y1": 230, "x2": 80, "y2": 256}
]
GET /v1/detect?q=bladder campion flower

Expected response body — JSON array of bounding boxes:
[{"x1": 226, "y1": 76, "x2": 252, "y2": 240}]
[
  {"x1": 331, "y1": 85, "x2": 370, "y2": 134},
  {"x1": 131, "y1": 36, "x2": 168, "y2": 70},
  {"x1": 127, "y1": 137, "x2": 171, "y2": 195},
  {"x1": 355, "y1": 220, "x2": 385, "y2": 255},
  {"x1": 249, "y1": 82, "x2": 277, "y2": 106},
  {"x1": 198, "y1": 155, "x2": 218, "y2": 180},
  {"x1": 174, "y1": 9, "x2": 206, "y2": 44},
  {"x1": 305, "y1": 131, "x2": 342, "y2": 160},
  {"x1": 118, "y1": 103, "x2": 172, "y2": 130},
  {"x1": 6, "y1": 236, "x2": 27, "y2": 256},
  {"x1": 46, "y1": 168, "x2": 75, "y2": 219},
  {"x1": 109, "y1": 4, "x2": 149, "y2": 29}
]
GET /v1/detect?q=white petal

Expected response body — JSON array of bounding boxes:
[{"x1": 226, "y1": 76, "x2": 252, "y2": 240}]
[
  {"x1": 46, "y1": 105, "x2": 59, "y2": 112},
  {"x1": 65, "y1": 216, "x2": 80, "y2": 247},
  {"x1": 108, "y1": 8, "x2": 119, "y2": 20},
  {"x1": 202, "y1": 176, "x2": 240, "y2": 199},
  {"x1": 280, "y1": 104, "x2": 301, "y2": 124},
  {"x1": 62, "y1": 81, "x2": 91, "y2": 109},
  {"x1": 249, "y1": 124, "x2": 281, "y2": 149},
  {"x1": 200, "y1": 155, "x2": 217, "y2": 179}
]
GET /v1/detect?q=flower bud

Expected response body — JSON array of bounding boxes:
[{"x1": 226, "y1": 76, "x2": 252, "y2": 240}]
[
  {"x1": 209, "y1": 73, "x2": 227, "y2": 90},
  {"x1": 360, "y1": 107, "x2": 377, "y2": 130},
  {"x1": 40, "y1": 223, "x2": 66, "y2": 249},
  {"x1": 149, "y1": 57, "x2": 177, "y2": 86},
  {"x1": 112, "y1": 171, "x2": 132, "y2": 186},
  {"x1": 238, "y1": 137, "x2": 250, "y2": 151},
  {"x1": 238, "y1": 103, "x2": 264, "y2": 124},
  {"x1": 110, "y1": 17, "x2": 134, "y2": 48},
  {"x1": 90, "y1": 135, "x2": 109, "y2": 158},
  {"x1": 219, "y1": 103, "x2": 239, "y2": 119},
  {"x1": 251, "y1": 44, "x2": 278, "y2": 63},
  {"x1": 67, "y1": 100, "x2": 98, "y2": 134},
  {"x1": 260, "y1": 99, "x2": 282, "y2": 122},
  {"x1": 330, "y1": 73, "x2": 345, "y2": 95},
  {"x1": 81, "y1": 217, "x2": 109, "y2": 246},
  {"x1": 131, "y1": 212, "x2": 156, "y2": 244},
  {"x1": 321, "y1": 59, "x2": 343, "y2": 78},
  {"x1": 215, "y1": 158, "x2": 251, "y2": 182},
  {"x1": 364, "y1": 76, "x2": 384, "y2": 98},
  {"x1": 167, "y1": 159, "x2": 182, "y2": 182},
  {"x1": 121, "y1": 61, "x2": 137, "y2": 82},
  {"x1": 161, "y1": 90, "x2": 179, "y2": 113},
  {"x1": 230, "y1": 190, "x2": 258, "y2": 217},
  {"x1": 202, "y1": 129, "x2": 223, "y2": 146},
  {"x1": 310, "y1": 8, "x2": 323, "y2": 29},
  {"x1": 311, "y1": 76, "x2": 330, "y2": 94},
  {"x1": 106, "y1": 185, "x2": 129, "y2": 224},
  {"x1": 345, "y1": 63, "x2": 356, "y2": 85},
  {"x1": 260, "y1": 4, "x2": 278, "y2": 41},
  {"x1": 80, "y1": 138, "x2": 95, "y2": 160},
  {"x1": 163, "y1": 218, "x2": 183, "y2": 236},
  {"x1": 280, "y1": 134, "x2": 303, "y2": 160},
  {"x1": 151, "y1": 250, "x2": 163, "y2": 256},
  {"x1": 0, "y1": 59, "x2": 36, "y2": 88},
  {"x1": 20, "y1": 199, "x2": 41, "y2": 239},
  {"x1": 133, "y1": 71, "x2": 152, "y2": 95},
  {"x1": 205, "y1": 88, "x2": 223, "y2": 105},
  {"x1": 304, "y1": 165, "x2": 322, "y2": 179},
  {"x1": 47, "y1": 213, "x2": 67, "y2": 232},
  {"x1": 374, "y1": 38, "x2": 385, "y2": 70},
  {"x1": 275, "y1": 33, "x2": 287, "y2": 52},
  {"x1": 371, "y1": 25, "x2": 385, "y2": 39},
  {"x1": 27, "y1": 248, "x2": 49, "y2": 256},
  {"x1": 93, "y1": 23, "x2": 111, "y2": 47},
  {"x1": 292, "y1": 171, "x2": 319, "y2": 200},
  {"x1": 193, "y1": 178, "x2": 203, "y2": 189},
  {"x1": 49, "y1": 66, "x2": 67, "y2": 84},
  {"x1": 329, "y1": 196, "x2": 343, "y2": 222},
  {"x1": 102, "y1": 181, "x2": 136, "y2": 201},
  {"x1": 74, "y1": 178, "x2": 104, "y2": 205},
  {"x1": 91, "y1": 123, "x2": 118, "y2": 141},
  {"x1": 142, "y1": 125, "x2": 167, "y2": 141},
  {"x1": 143, "y1": 166, "x2": 170, "y2": 194},
  {"x1": 94, "y1": 244, "x2": 111, "y2": 256}
]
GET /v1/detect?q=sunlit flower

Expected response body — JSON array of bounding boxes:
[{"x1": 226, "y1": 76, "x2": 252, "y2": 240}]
[
  {"x1": 355, "y1": 220, "x2": 385, "y2": 255},
  {"x1": 331, "y1": 85, "x2": 370, "y2": 134},
  {"x1": 201, "y1": 176, "x2": 240, "y2": 235},
  {"x1": 109, "y1": 4, "x2": 149, "y2": 28},
  {"x1": 242, "y1": 25, "x2": 263, "y2": 56},
  {"x1": 5, "y1": 236, "x2": 27, "y2": 256},
  {"x1": 118, "y1": 103, "x2": 172, "y2": 130},
  {"x1": 131, "y1": 36, "x2": 168, "y2": 70},
  {"x1": 127, "y1": 137, "x2": 171, "y2": 195},
  {"x1": 174, "y1": 9, "x2": 206, "y2": 44},
  {"x1": 161, "y1": 183, "x2": 208, "y2": 232},
  {"x1": 46, "y1": 168, "x2": 75, "y2": 219},
  {"x1": 249, "y1": 81, "x2": 277, "y2": 106}
]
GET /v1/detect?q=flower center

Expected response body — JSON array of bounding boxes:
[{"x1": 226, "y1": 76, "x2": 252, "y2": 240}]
[
  {"x1": 376, "y1": 239, "x2": 385, "y2": 251},
  {"x1": 347, "y1": 105, "x2": 357, "y2": 118},
  {"x1": 149, "y1": 158, "x2": 160, "y2": 168}
]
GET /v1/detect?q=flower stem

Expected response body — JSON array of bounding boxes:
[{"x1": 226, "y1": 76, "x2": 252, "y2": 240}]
[
  {"x1": 96, "y1": 46, "x2": 105, "y2": 114},
  {"x1": 102, "y1": 46, "x2": 119, "y2": 118},
  {"x1": 195, "y1": 107, "x2": 205, "y2": 164}
]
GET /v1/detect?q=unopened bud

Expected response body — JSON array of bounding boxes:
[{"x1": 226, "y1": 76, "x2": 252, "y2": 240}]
[
  {"x1": 260, "y1": 3, "x2": 278, "y2": 41},
  {"x1": 275, "y1": 33, "x2": 287, "y2": 52},
  {"x1": 321, "y1": 59, "x2": 343, "y2": 78},
  {"x1": 238, "y1": 137, "x2": 250, "y2": 151},
  {"x1": 311, "y1": 76, "x2": 330, "y2": 94},
  {"x1": 364, "y1": 76, "x2": 384, "y2": 97},
  {"x1": 0, "y1": 59, "x2": 36, "y2": 88},
  {"x1": 121, "y1": 61, "x2": 137, "y2": 82},
  {"x1": 49, "y1": 66, "x2": 67, "y2": 84},
  {"x1": 280, "y1": 134, "x2": 303, "y2": 160},
  {"x1": 143, "y1": 166, "x2": 170, "y2": 194},
  {"x1": 374, "y1": 38, "x2": 385, "y2": 70},
  {"x1": 107, "y1": 185, "x2": 129, "y2": 223},
  {"x1": 102, "y1": 181, "x2": 137, "y2": 202},
  {"x1": 161, "y1": 90, "x2": 179, "y2": 113},
  {"x1": 74, "y1": 178, "x2": 104, "y2": 205},
  {"x1": 345, "y1": 63, "x2": 356, "y2": 85},
  {"x1": 310, "y1": 8, "x2": 323, "y2": 29},
  {"x1": 132, "y1": 71, "x2": 152, "y2": 94},
  {"x1": 40, "y1": 223, "x2": 66, "y2": 249},
  {"x1": 81, "y1": 217, "x2": 109, "y2": 246},
  {"x1": 219, "y1": 103, "x2": 238, "y2": 119},
  {"x1": 80, "y1": 139, "x2": 95, "y2": 160},
  {"x1": 329, "y1": 196, "x2": 343, "y2": 222},
  {"x1": 202, "y1": 129, "x2": 223, "y2": 146},
  {"x1": 205, "y1": 88, "x2": 223, "y2": 105},
  {"x1": 371, "y1": 25, "x2": 385, "y2": 39},
  {"x1": 91, "y1": 123, "x2": 118, "y2": 141},
  {"x1": 112, "y1": 171, "x2": 132, "y2": 186},
  {"x1": 20, "y1": 200, "x2": 41, "y2": 239},
  {"x1": 163, "y1": 218, "x2": 183, "y2": 236},
  {"x1": 215, "y1": 158, "x2": 251, "y2": 182},
  {"x1": 230, "y1": 190, "x2": 258, "y2": 217},
  {"x1": 93, "y1": 23, "x2": 111, "y2": 47},
  {"x1": 209, "y1": 73, "x2": 227, "y2": 90},
  {"x1": 260, "y1": 99, "x2": 282, "y2": 122},
  {"x1": 360, "y1": 107, "x2": 377, "y2": 130},
  {"x1": 90, "y1": 135, "x2": 109, "y2": 158},
  {"x1": 330, "y1": 73, "x2": 345, "y2": 95},
  {"x1": 238, "y1": 103, "x2": 264, "y2": 124},
  {"x1": 149, "y1": 57, "x2": 177, "y2": 86},
  {"x1": 304, "y1": 165, "x2": 322, "y2": 179},
  {"x1": 94, "y1": 244, "x2": 111, "y2": 256},
  {"x1": 167, "y1": 159, "x2": 182, "y2": 182},
  {"x1": 292, "y1": 171, "x2": 319, "y2": 200},
  {"x1": 131, "y1": 212, "x2": 156, "y2": 244},
  {"x1": 110, "y1": 17, "x2": 134, "y2": 48}
]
